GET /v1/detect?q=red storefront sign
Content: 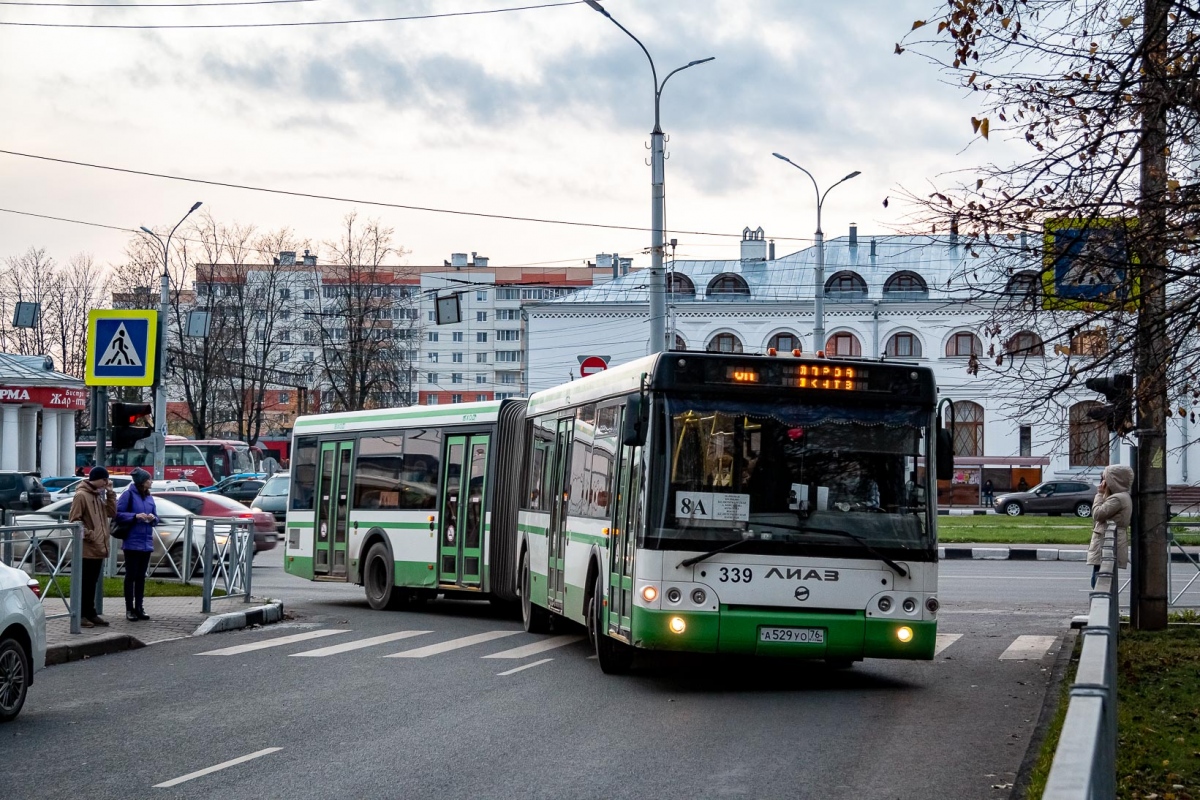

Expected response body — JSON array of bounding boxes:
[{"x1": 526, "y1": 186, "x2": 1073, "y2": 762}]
[{"x1": 0, "y1": 385, "x2": 88, "y2": 409}]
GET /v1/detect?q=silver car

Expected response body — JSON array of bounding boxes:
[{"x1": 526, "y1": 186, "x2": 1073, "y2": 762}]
[{"x1": 0, "y1": 560, "x2": 46, "y2": 722}]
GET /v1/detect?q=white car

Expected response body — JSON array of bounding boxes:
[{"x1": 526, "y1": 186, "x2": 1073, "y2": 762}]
[
  {"x1": 152, "y1": 479, "x2": 201, "y2": 493},
  {"x1": 48, "y1": 475, "x2": 134, "y2": 503},
  {"x1": 0, "y1": 560, "x2": 46, "y2": 722}
]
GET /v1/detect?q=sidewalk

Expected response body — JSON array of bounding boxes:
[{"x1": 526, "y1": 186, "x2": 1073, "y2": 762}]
[{"x1": 43, "y1": 595, "x2": 281, "y2": 665}]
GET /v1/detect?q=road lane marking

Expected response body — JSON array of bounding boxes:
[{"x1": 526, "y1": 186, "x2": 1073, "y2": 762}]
[
  {"x1": 384, "y1": 630, "x2": 521, "y2": 658},
  {"x1": 483, "y1": 635, "x2": 583, "y2": 659},
  {"x1": 934, "y1": 633, "x2": 963, "y2": 656},
  {"x1": 154, "y1": 747, "x2": 282, "y2": 788},
  {"x1": 999, "y1": 635, "x2": 1058, "y2": 660},
  {"x1": 497, "y1": 658, "x2": 554, "y2": 676},
  {"x1": 940, "y1": 575, "x2": 1083, "y2": 581},
  {"x1": 289, "y1": 631, "x2": 432, "y2": 657},
  {"x1": 197, "y1": 630, "x2": 349, "y2": 656}
]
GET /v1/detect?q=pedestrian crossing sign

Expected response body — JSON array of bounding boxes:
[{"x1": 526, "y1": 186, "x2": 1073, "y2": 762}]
[{"x1": 85, "y1": 309, "x2": 158, "y2": 386}]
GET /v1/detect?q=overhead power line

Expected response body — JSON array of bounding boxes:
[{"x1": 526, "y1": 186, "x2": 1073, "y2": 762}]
[
  {"x1": 0, "y1": 148, "x2": 795, "y2": 240},
  {"x1": 0, "y1": 0, "x2": 321, "y2": 6},
  {"x1": 0, "y1": 0, "x2": 582, "y2": 28}
]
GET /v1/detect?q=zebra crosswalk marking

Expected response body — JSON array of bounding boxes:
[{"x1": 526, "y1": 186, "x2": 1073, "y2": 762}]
[
  {"x1": 384, "y1": 630, "x2": 522, "y2": 658},
  {"x1": 999, "y1": 635, "x2": 1057, "y2": 660},
  {"x1": 483, "y1": 635, "x2": 584, "y2": 659},
  {"x1": 289, "y1": 631, "x2": 432, "y2": 657},
  {"x1": 197, "y1": 629, "x2": 350, "y2": 656},
  {"x1": 934, "y1": 633, "x2": 963, "y2": 656},
  {"x1": 496, "y1": 658, "x2": 555, "y2": 676}
]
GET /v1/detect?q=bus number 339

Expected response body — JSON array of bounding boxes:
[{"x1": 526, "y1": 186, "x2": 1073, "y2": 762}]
[{"x1": 718, "y1": 567, "x2": 753, "y2": 583}]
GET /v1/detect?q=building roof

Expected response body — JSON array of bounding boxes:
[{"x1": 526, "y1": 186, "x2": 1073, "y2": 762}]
[
  {"x1": 534, "y1": 235, "x2": 1031, "y2": 306},
  {"x1": 0, "y1": 353, "x2": 86, "y2": 387}
]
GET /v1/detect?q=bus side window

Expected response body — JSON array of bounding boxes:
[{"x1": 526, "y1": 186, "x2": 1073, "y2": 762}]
[{"x1": 291, "y1": 437, "x2": 318, "y2": 510}]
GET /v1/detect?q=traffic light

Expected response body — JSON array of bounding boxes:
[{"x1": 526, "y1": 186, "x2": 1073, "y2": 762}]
[
  {"x1": 111, "y1": 401, "x2": 153, "y2": 450},
  {"x1": 1085, "y1": 373, "x2": 1134, "y2": 434}
]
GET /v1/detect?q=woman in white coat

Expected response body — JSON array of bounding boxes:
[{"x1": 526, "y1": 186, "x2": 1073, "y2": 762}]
[{"x1": 1087, "y1": 464, "x2": 1134, "y2": 588}]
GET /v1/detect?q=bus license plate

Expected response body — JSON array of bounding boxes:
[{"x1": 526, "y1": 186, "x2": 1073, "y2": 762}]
[{"x1": 759, "y1": 627, "x2": 824, "y2": 643}]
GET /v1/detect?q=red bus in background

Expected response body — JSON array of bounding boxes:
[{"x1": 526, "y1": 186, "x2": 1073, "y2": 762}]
[
  {"x1": 253, "y1": 438, "x2": 291, "y2": 466},
  {"x1": 74, "y1": 438, "x2": 257, "y2": 487}
]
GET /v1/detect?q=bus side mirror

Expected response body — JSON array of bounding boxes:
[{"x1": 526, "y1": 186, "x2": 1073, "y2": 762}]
[
  {"x1": 622, "y1": 395, "x2": 646, "y2": 447},
  {"x1": 936, "y1": 429, "x2": 953, "y2": 481}
]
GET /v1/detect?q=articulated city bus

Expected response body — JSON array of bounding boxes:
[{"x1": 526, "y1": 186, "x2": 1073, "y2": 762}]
[{"x1": 284, "y1": 352, "x2": 950, "y2": 672}]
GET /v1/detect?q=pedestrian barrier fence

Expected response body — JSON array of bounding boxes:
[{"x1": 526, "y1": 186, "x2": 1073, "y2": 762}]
[
  {"x1": 1043, "y1": 520, "x2": 1118, "y2": 800},
  {"x1": 1167, "y1": 520, "x2": 1200, "y2": 608},
  {"x1": 193, "y1": 517, "x2": 254, "y2": 612},
  {"x1": 0, "y1": 519, "x2": 84, "y2": 635}
]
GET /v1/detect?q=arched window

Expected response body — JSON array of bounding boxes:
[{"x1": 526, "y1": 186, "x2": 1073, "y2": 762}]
[
  {"x1": 672, "y1": 334, "x2": 687, "y2": 351},
  {"x1": 948, "y1": 400, "x2": 984, "y2": 457},
  {"x1": 825, "y1": 332, "x2": 862, "y2": 357},
  {"x1": 1006, "y1": 330, "x2": 1045, "y2": 357},
  {"x1": 945, "y1": 331, "x2": 983, "y2": 357},
  {"x1": 667, "y1": 272, "x2": 695, "y2": 298},
  {"x1": 885, "y1": 332, "x2": 923, "y2": 358},
  {"x1": 1071, "y1": 330, "x2": 1108, "y2": 357},
  {"x1": 768, "y1": 332, "x2": 801, "y2": 353},
  {"x1": 1005, "y1": 271, "x2": 1041, "y2": 295},
  {"x1": 824, "y1": 271, "x2": 868, "y2": 299},
  {"x1": 706, "y1": 332, "x2": 743, "y2": 353},
  {"x1": 706, "y1": 273, "x2": 750, "y2": 298},
  {"x1": 883, "y1": 271, "x2": 928, "y2": 299},
  {"x1": 1070, "y1": 402, "x2": 1109, "y2": 467}
]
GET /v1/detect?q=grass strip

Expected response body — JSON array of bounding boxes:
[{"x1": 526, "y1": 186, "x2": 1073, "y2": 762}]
[
  {"x1": 937, "y1": 516, "x2": 1200, "y2": 545},
  {"x1": 35, "y1": 575, "x2": 216, "y2": 598}
]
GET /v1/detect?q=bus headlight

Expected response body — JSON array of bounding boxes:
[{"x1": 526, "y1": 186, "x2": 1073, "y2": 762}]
[
  {"x1": 690, "y1": 588, "x2": 707, "y2": 605},
  {"x1": 665, "y1": 587, "x2": 682, "y2": 604},
  {"x1": 877, "y1": 596, "x2": 892, "y2": 613},
  {"x1": 669, "y1": 617, "x2": 686, "y2": 634},
  {"x1": 902, "y1": 597, "x2": 917, "y2": 614},
  {"x1": 926, "y1": 597, "x2": 940, "y2": 614},
  {"x1": 641, "y1": 585, "x2": 658, "y2": 602},
  {"x1": 896, "y1": 626, "x2": 913, "y2": 643}
]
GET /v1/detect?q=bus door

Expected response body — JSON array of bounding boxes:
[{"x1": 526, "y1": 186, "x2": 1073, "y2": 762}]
[
  {"x1": 607, "y1": 425, "x2": 641, "y2": 638},
  {"x1": 547, "y1": 417, "x2": 573, "y2": 613},
  {"x1": 437, "y1": 434, "x2": 490, "y2": 588},
  {"x1": 314, "y1": 441, "x2": 354, "y2": 578}
]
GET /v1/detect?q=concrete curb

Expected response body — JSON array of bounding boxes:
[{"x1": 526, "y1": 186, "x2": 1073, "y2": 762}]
[
  {"x1": 45, "y1": 634, "x2": 144, "y2": 666},
  {"x1": 191, "y1": 601, "x2": 285, "y2": 637},
  {"x1": 938, "y1": 546, "x2": 1195, "y2": 562}
]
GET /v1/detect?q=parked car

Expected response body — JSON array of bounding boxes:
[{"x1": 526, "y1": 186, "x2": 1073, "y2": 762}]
[
  {"x1": 0, "y1": 560, "x2": 46, "y2": 722},
  {"x1": 993, "y1": 480, "x2": 1099, "y2": 517},
  {"x1": 201, "y1": 473, "x2": 266, "y2": 494},
  {"x1": 250, "y1": 473, "x2": 289, "y2": 532},
  {"x1": 152, "y1": 479, "x2": 201, "y2": 493},
  {"x1": 165, "y1": 491, "x2": 277, "y2": 554},
  {"x1": 12, "y1": 495, "x2": 207, "y2": 576},
  {"x1": 0, "y1": 472, "x2": 51, "y2": 517},
  {"x1": 48, "y1": 475, "x2": 133, "y2": 503},
  {"x1": 209, "y1": 477, "x2": 266, "y2": 506},
  {"x1": 39, "y1": 476, "x2": 79, "y2": 495}
]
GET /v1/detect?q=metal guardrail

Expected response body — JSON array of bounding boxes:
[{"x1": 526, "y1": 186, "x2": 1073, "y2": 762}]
[
  {"x1": 1167, "y1": 521, "x2": 1200, "y2": 607},
  {"x1": 196, "y1": 517, "x2": 254, "y2": 612},
  {"x1": 1043, "y1": 521, "x2": 1119, "y2": 799},
  {"x1": 0, "y1": 520, "x2": 84, "y2": 634}
]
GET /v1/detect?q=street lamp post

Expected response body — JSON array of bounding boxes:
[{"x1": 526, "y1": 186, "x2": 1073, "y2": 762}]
[
  {"x1": 772, "y1": 153, "x2": 860, "y2": 353},
  {"x1": 139, "y1": 201, "x2": 202, "y2": 480},
  {"x1": 585, "y1": 0, "x2": 713, "y2": 355}
]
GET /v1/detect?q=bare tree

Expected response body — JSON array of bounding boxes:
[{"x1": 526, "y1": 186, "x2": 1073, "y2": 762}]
[{"x1": 1, "y1": 247, "x2": 59, "y2": 359}]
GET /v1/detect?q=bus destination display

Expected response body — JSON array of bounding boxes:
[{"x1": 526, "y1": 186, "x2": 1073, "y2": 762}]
[{"x1": 725, "y1": 364, "x2": 866, "y2": 391}]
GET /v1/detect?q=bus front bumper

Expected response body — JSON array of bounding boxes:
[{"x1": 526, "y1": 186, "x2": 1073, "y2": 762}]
[{"x1": 631, "y1": 606, "x2": 936, "y2": 660}]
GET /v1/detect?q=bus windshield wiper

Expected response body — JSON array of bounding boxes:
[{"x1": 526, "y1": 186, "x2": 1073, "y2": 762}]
[
  {"x1": 677, "y1": 535, "x2": 760, "y2": 569},
  {"x1": 756, "y1": 522, "x2": 909, "y2": 577}
]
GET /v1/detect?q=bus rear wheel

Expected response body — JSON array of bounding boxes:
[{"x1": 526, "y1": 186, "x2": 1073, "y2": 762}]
[
  {"x1": 364, "y1": 543, "x2": 403, "y2": 611},
  {"x1": 520, "y1": 550, "x2": 550, "y2": 634},
  {"x1": 589, "y1": 571, "x2": 633, "y2": 675}
]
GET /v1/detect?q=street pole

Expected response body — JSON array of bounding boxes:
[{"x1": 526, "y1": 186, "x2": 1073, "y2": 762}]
[
  {"x1": 772, "y1": 154, "x2": 860, "y2": 353},
  {"x1": 1133, "y1": 0, "x2": 1170, "y2": 630},
  {"x1": 584, "y1": 0, "x2": 713, "y2": 355},
  {"x1": 141, "y1": 202, "x2": 202, "y2": 481}
]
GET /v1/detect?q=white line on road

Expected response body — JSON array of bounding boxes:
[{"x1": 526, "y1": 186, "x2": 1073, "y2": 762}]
[
  {"x1": 154, "y1": 747, "x2": 282, "y2": 788},
  {"x1": 496, "y1": 658, "x2": 554, "y2": 676},
  {"x1": 197, "y1": 630, "x2": 349, "y2": 656},
  {"x1": 999, "y1": 635, "x2": 1058, "y2": 660},
  {"x1": 289, "y1": 631, "x2": 432, "y2": 657},
  {"x1": 483, "y1": 635, "x2": 583, "y2": 659},
  {"x1": 934, "y1": 633, "x2": 963, "y2": 656},
  {"x1": 384, "y1": 630, "x2": 521, "y2": 658},
  {"x1": 940, "y1": 575, "x2": 1083, "y2": 581}
]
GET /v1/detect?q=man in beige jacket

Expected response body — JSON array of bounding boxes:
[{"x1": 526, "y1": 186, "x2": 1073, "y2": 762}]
[
  {"x1": 1088, "y1": 464, "x2": 1133, "y2": 588},
  {"x1": 68, "y1": 467, "x2": 118, "y2": 627}
]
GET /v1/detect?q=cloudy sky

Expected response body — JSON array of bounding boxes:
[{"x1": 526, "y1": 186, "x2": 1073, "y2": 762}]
[{"x1": 0, "y1": 0, "x2": 1013, "y2": 273}]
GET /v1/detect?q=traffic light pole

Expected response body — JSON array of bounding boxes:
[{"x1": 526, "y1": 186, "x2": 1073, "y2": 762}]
[
  {"x1": 93, "y1": 386, "x2": 107, "y2": 472},
  {"x1": 153, "y1": 268, "x2": 168, "y2": 481}
]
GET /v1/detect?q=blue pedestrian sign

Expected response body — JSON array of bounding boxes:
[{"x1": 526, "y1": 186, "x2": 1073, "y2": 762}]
[{"x1": 85, "y1": 309, "x2": 158, "y2": 386}]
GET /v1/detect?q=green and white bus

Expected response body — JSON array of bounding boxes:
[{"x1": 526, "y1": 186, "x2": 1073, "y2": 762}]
[{"x1": 284, "y1": 351, "x2": 951, "y2": 673}]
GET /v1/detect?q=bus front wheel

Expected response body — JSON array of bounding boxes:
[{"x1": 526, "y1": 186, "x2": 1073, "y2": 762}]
[
  {"x1": 364, "y1": 543, "x2": 402, "y2": 611},
  {"x1": 590, "y1": 571, "x2": 633, "y2": 675},
  {"x1": 520, "y1": 550, "x2": 550, "y2": 634}
]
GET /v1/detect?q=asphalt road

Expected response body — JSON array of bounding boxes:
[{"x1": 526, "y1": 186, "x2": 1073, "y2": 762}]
[{"x1": 8, "y1": 550, "x2": 1174, "y2": 800}]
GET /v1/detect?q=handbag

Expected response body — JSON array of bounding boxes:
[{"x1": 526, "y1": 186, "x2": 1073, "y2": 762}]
[{"x1": 110, "y1": 491, "x2": 132, "y2": 540}]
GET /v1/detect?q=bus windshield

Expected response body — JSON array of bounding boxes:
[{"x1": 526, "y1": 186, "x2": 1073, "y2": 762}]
[{"x1": 653, "y1": 394, "x2": 933, "y2": 556}]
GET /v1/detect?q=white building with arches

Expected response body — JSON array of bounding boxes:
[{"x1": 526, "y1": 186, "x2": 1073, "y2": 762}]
[{"x1": 524, "y1": 226, "x2": 1199, "y2": 502}]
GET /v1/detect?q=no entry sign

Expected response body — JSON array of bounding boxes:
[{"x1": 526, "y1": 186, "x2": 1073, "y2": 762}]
[{"x1": 580, "y1": 356, "x2": 608, "y2": 378}]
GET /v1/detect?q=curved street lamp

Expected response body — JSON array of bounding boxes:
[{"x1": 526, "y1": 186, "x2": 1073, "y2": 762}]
[
  {"x1": 139, "y1": 201, "x2": 202, "y2": 479},
  {"x1": 586, "y1": 0, "x2": 713, "y2": 354},
  {"x1": 772, "y1": 153, "x2": 860, "y2": 352}
]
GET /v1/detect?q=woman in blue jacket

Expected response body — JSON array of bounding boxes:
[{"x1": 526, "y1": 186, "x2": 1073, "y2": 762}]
[{"x1": 116, "y1": 468, "x2": 161, "y2": 621}]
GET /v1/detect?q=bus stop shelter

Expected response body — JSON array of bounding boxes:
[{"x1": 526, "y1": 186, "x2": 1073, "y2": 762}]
[{"x1": 0, "y1": 353, "x2": 87, "y2": 477}]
